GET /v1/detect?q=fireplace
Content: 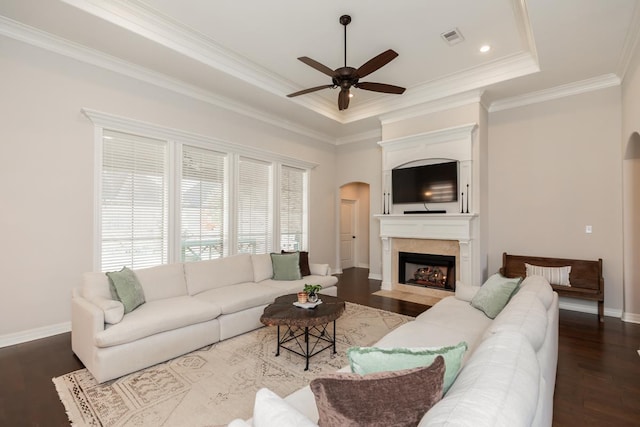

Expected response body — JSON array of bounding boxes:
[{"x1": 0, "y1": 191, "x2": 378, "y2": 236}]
[{"x1": 398, "y1": 252, "x2": 456, "y2": 291}]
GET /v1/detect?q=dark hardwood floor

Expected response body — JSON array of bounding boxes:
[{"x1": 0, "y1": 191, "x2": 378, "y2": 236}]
[{"x1": 1, "y1": 267, "x2": 638, "y2": 426}]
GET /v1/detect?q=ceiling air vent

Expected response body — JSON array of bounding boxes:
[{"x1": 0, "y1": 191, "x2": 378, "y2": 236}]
[{"x1": 441, "y1": 28, "x2": 464, "y2": 46}]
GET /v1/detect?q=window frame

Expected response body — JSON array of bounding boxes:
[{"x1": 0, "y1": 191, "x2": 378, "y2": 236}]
[{"x1": 86, "y1": 109, "x2": 316, "y2": 271}]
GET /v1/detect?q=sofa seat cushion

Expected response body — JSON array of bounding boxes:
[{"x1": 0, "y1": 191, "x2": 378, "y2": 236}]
[
  {"x1": 194, "y1": 283, "x2": 280, "y2": 315},
  {"x1": 391, "y1": 297, "x2": 492, "y2": 356},
  {"x1": 262, "y1": 275, "x2": 338, "y2": 295},
  {"x1": 95, "y1": 296, "x2": 221, "y2": 348},
  {"x1": 421, "y1": 332, "x2": 540, "y2": 426},
  {"x1": 185, "y1": 254, "x2": 255, "y2": 295}
]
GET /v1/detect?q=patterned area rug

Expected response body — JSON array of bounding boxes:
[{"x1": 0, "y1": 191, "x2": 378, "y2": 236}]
[{"x1": 53, "y1": 302, "x2": 412, "y2": 427}]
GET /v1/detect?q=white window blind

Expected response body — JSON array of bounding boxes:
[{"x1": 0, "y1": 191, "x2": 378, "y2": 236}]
[
  {"x1": 237, "y1": 157, "x2": 272, "y2": 254},
  {"x1": 181, "y1": 145, "x2": 227, "y2": 261},
  {"x1": 280, "y1": 165, "x2": 306, "y2": 251},
  {"x1": 101, "y1": 130, "x2": 168, "y2": 271}
]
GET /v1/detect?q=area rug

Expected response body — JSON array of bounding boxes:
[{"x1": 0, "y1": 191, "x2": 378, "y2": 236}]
[{"x1": 53, "y1": 302, "x2": 412, "y2": 427}]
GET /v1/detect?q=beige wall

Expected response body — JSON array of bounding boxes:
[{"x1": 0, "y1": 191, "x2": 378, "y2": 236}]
[
  {"x1": 0, "y1": 38, "x2": 338, "y2": 340},
  {"x1": 339, "y1": 182, "x2": 371, "y2": 269},
  {"x1": 488, "y1": 87, "x2": 624, "y2": 315},
  {"x1": 621, "y1": 40, "x2": 640, "y2": 322},
  {"x1": 336, "y1": 139, "x2": 381, "y2": 277}
]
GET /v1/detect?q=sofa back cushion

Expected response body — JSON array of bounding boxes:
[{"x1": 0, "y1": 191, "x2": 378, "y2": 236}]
[
  {"x1": 185, "y1": 254, "x2": 254, "y2": 295},
  {"x1": 252, "y1": 253, "x2": 274, "y2": 283},
  {"x1": 133, "y1": 263, "x2": 188, "y2": 302},
  {"x1": 82, "y1": 272, "x2": 112, "y2": 301},
  {"x1": 482, "y1": 291, "x2": 548, "y2": 351},
  {"x1": 516, "y1": 275, "x2": 555, "y2": 309},
  {"x1": 422, "y1": 332, "x2": 540, "y2": 427}
]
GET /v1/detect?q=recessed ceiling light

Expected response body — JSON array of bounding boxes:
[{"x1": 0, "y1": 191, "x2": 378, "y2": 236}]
[
  {"x1": 348, "y1": 92, "x2": 354, "y2": 98},
  {"x1": 480, "y1": 45, "x2": 491, "y2": 53}
]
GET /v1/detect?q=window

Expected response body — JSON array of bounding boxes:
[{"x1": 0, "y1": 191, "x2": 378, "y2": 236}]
[
  {"x1": 181, "y1": 145, "x2": 227, "y2": 261},
  {"x1": 237, "y1": 157, "x2": 272, "y2": 254},
  {"x1": 89, "y1": 110, "x2": 313, "y2": 272},
  {"x1": 280, "y1": 165, "x2": 306, "y2": 251},
  {"x1": 101, "y1": 130, "x2": 169, "y2": 271}
]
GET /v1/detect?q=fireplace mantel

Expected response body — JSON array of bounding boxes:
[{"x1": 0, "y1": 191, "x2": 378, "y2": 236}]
[
  {"x1": 375, "y1": 213, "x2": 479, "y2": 291},
  {"x1": 376, "y1": 213, "x2": 476, "y2": 241}
]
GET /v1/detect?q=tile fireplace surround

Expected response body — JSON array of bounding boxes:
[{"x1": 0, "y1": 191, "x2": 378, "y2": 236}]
[{"x1": 376, "y1": 214, "x2": 479, "y2": 295}]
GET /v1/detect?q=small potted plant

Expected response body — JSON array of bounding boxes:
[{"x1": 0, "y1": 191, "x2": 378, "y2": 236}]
[{"x1": 303, "y1": 284, "x2": 322, "y2": 303}]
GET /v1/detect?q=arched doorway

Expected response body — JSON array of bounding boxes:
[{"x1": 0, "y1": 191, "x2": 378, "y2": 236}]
[{"x1": 338, "y1": 182, "x2": 370, "y2": 272}]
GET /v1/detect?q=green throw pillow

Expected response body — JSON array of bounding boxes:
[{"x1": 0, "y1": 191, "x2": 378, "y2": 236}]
[
  {"x1": 470, "y1": 273, "x2": 521, "y2": 319},
  {"x1": 347, "y1": 341, "x2": 467, "y2": 393},
  {"x1": 270, "y1": 252, "x2": 302, "y2": 280},
  {"x1": 106, "y1": 267, "x2": 146, "y2": 314}
]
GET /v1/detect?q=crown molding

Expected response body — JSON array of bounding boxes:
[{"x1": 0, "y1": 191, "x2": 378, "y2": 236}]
[
  {"x1": 335, "y1": 129, "x2": 382, "y2": 146},
  {"x1": 378, "y1": 123, "x2": 478, "y2": 148},
  {"x1": 488, "y1": 73, "x2": 621, "y2": 112},
  {"x1": 61, "y1": 0, "x2": 347, "y2": 122},
  {"x1": 61, "y1": 0, "x2": 541, "y2": 125},
  {"x1": 378, "y1": 90, "x2": 485, "y2": 126},
  {"x1": 0, "y1": 15, "x2": 337, "y2": 145},
  {"x1": 344, "y1": 51, "x2": 539, "y2": 123},
  {"x1": 82, "y1": 108, "x2": 319, "y2": 170}
]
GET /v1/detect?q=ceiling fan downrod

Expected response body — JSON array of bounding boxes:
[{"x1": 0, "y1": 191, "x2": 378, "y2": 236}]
[{"x1": 340, "y1": 15, "x2": 351, "y2": 68}]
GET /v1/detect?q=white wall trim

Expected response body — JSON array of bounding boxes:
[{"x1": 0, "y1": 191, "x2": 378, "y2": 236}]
[
  {"x1": 368, "y1": 272, "x2": 382, "y2": 281},
  {"x1": 0, "y1": 15, "x2": 337, "y2": 145},
  {"x1": 0, "y1": 322, "x2": 71, "y2": 348},
  {"x1": 82, "y1": 108, "x2": 319, "y2": 170},
  {"x1": 489, "y1": 74, "x2": 621, "y2": 112},
  {"x1": 622, "y1": 312, "x2": 640, "y2": 324},
  {"x1": 559, "y1": 298, "x2": 623, "y2": 319}
]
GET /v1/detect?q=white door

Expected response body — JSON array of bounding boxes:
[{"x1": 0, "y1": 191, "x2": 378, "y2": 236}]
[{"x1": 340, "y1": 199, "x2": 356, "y2": 269}]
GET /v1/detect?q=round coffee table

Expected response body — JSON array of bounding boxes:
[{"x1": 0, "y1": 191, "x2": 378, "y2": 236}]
[{"x1": 260, "y1": 294, "x2": 346, "y2": 370}]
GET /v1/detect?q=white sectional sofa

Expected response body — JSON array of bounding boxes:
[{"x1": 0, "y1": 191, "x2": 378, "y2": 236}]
[
  {"x1": 71, "y1": 253, "x2": 338, "y2": 383},
  {"x1": 238, "y1": 275, "x2": 559, "y2": 427}
]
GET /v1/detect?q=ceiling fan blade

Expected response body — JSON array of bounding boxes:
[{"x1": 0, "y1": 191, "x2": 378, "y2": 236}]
[
  {"x1": 356, "y1": 49, "x2": 399, "y2": 78},
  {"x1": 297, "y1": 57, "x2": 336, "y2": 78},
  {"x1": 287, "y1": 84, "x2": 334, "y2": 98},
  {"x1": 356, "y1": 82, "x2": 406, "y2": 94},
  {"x1": 338, "y1": 89, "x2": 350, "y2": 110}
]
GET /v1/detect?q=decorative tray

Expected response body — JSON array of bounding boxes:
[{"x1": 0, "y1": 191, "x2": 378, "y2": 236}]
[{"x1": 293, "y1": 299, "x2": 323, "y2": 309}]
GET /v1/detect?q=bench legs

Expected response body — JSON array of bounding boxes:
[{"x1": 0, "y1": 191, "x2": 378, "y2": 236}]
[{"x1": 598, "y1": 300, "x2": 604, "y2": 323}]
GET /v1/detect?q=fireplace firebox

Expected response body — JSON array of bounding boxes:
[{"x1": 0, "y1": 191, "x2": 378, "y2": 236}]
[{"x1": 398, "y1": 252, "x2": 456, "y2": 291}]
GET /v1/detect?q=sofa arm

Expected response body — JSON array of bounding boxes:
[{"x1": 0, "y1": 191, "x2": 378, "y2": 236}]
[
  {"x1": 71, "y1": 295, "x2": 105, "y2": 361},
  {"x1": 309, "y1": 263, "x2": 330, "y2": 276}
]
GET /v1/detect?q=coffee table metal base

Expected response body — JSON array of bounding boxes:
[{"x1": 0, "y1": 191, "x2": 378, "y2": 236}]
[{"x1": 276, "y1": 320, "x2": 337, "y2": 371}]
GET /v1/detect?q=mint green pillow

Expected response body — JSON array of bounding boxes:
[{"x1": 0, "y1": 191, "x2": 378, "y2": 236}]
[
  {"x1": 470, "y1": 273, "x2": 521, "y2": 319},
  {"x1": 270, "y1": 252, "x2": 302, "y2": 280},
  {"x1": 347, "y1": 341, "x2": 467, "y2": 393},
  {"x1": 106, "y1": 267, "x2": 146, "y2": 314}
]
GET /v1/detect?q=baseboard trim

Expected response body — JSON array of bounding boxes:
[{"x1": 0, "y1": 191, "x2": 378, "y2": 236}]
[
  {"x1": 558, "y1": 299, "x2": 622, "y2": 319},
  {"x1": 368, "y1": 272, "x2": 382, "y2": 280},
  {"x1": 0, "y1": 321, "x2": 71, "y2": 348},
  {"x1": 622, "y1": 312, "x2": 640, "y2": 324}
]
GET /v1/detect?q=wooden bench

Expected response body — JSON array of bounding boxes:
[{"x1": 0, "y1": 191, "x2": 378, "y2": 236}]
[{"x1": 500, "y1": 252, "x2": 604, "y2": 322}]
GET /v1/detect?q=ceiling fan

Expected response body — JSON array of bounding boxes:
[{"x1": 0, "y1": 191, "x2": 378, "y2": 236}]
[{"x1": 287, "y1": 15, "x2": 406, "y2": 111}]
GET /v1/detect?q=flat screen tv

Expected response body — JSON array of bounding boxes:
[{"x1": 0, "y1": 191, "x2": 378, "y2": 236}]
[{"x1": 392, "y1": 161, "x2": 458, "y2": 204}]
